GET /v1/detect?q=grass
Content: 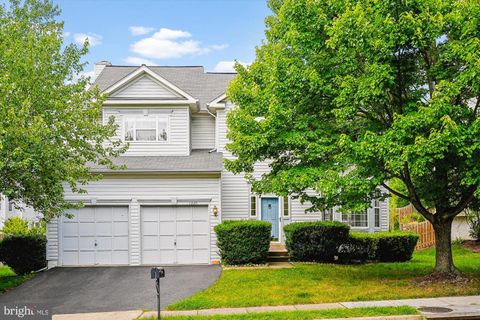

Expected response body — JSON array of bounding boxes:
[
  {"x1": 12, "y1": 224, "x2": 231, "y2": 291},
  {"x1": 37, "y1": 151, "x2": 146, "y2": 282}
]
[
  {"x1": 144, "y1": 307, "x2": 418, "y2": 320},
  {"x1": 169, "y1": 245, "x2": 480, "y2": 310},
  {"x1": 0, "y1": 265, "x2": 33, "y2": 293}
]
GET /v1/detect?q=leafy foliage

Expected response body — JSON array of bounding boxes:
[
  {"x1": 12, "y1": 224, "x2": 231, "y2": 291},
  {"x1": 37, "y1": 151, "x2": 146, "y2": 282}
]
[
  {"x1": 466, "y1": 210, "x2": 480, "y2": 241},
  {"x1": 1, "y1": 217, "x2": 46, "y2": 237},
  {"x1": 0, "y1": 0, "x2": 126, "y2": 220},
  {"x1": 0, "y1": 234, "x2": 46, "y2": 275},
  {"x1": 215, "y1": 220, "x2": 271, "y2": 265},
  {"x1": 1, "y1": 217, "x2": 29, "y2": 236},
  {"x1": 226, "y1": 0, "x2": 480, "y2": 273},
  {"x1": 283, "y1": 221, "x2": 350, "y2": 262},
  {"x1": 375, "y1": 231, "x2": 419, "y2": 262},
  {"x1": 338, "y1": 232, "x2": 378, "y2": 263}
]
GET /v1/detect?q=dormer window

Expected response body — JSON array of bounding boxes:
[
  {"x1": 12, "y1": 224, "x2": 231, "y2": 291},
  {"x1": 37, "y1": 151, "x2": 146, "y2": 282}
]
[{"x1": 124, "y1": 116, "x2": 169, "y2": 142}]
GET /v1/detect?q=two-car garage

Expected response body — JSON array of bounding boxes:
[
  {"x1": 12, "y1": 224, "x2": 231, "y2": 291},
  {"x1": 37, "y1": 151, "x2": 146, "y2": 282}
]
[{"x1": 60, "y1": 205, "x2": 210, "y2": 266}]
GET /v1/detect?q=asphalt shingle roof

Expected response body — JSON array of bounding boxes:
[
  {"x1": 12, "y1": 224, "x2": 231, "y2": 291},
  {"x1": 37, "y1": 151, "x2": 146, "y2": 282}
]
[
  {"x1": 93, "y1": 66, "x2": 236, "y2": 109},
  {"x1": 89, "y1": 150, "x2": 223, "y2": 173}
]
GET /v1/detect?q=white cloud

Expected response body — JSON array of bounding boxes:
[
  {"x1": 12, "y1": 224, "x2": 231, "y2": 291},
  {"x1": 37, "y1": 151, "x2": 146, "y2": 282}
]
[
  {"x1": 124, "y1": 56, "x2": 157, "y2": 65},
  {"x1": 63, "y1": 31, "x2": 71, "y2": 38},
  {"x1": 74, "y1": 33, "x2": 102, "y2": 47},
  {"x1": 130, "y1": 28, "x2": 227, "y2": 59},
  {"x1": 212, "y1": 60, "x2": 248, "y2": 73},
  {"x1": 129, "y1": 26, "x2": 155, "y2": 36},
  {"x1": 79, "y1": 70, "x2": 95, "y2": 79}
]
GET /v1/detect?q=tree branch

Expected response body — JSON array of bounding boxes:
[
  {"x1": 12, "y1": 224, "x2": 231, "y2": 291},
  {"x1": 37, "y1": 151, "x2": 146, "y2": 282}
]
[
  {"x1": 448, "y1": 185, "x2": 478, "y2": 218},
  {"x1": 381, "y1": 182, "x2": 409, "y2": 201},
  {"x1": 403, "y1": 163, "x2": 434, "y2": 222}
]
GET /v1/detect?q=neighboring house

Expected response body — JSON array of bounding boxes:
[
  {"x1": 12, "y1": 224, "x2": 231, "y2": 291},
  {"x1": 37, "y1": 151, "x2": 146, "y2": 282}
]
[
  {"x1": 45, "y1": 62, "x2": 390, "y2": 268},
  {"x1": 452, "y1": 212, "x2": 472, "y2": 240},
  {"x1": 0, "y1": 195, "x2": 42, "y2": 230}
]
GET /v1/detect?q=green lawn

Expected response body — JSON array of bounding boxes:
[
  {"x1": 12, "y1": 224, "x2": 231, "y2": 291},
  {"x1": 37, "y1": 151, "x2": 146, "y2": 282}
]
[
  {"x1": 146, "y1": 307, "x2": 418, "y2": 320},
  {"x1": 0, "y1": 265, "x2": 33, "y2": 293},
  {"x1": 169, "y1": 245, "x2": 480, "y2": 310}
]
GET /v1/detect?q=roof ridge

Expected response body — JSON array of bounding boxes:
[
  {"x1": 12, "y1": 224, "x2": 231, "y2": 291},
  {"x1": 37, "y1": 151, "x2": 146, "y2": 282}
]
[{"x1": 106, "y1": 65, "x2": 205, "y2": 68}]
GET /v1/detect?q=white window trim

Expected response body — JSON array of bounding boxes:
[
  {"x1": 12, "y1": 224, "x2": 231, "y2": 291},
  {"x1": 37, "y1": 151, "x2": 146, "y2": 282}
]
[
  {"x1": 374, "y1": 199, "x2": 381, "y2": 229},
  {"x1": 122, "y1": 115, "x2": 170, "y2": 143},
  {"x1": 342, "y1": 210, "x2": 369, "y2": 228}
]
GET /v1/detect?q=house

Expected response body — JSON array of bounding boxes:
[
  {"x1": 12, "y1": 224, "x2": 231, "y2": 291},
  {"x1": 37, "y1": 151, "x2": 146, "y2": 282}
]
[
  {"x1": 0, "y1": 195, "x2": 41, "y2": 230},
  {"x1": 45, "y1": 62, "x2": 390, "y2": 268}
]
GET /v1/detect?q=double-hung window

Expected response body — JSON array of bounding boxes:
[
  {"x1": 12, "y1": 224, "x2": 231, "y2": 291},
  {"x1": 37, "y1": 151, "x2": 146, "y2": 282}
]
[
  {"x1": 342, "y1": 210, "x2": 368, "y2": 227},
  {"x1": 374, "y1": 199, "x2": 380, "y2": 228},
  {"x1": 124, "y1": 116, "x2": 169, "y2": 142}
]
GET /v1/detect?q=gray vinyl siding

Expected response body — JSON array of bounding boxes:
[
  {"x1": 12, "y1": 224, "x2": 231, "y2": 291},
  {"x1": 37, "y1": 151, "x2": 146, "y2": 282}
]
[
  {"x1": 217, "y1": 105, "x2": 249, "y2": 219},
  {"x1": 217, "y1": 103, "x2": 389, "y2": 235},
  {"x1": 103, "y1": 106, "x2": 190, "y2": 156},
  {"x1": 111, "y1": 75, "x2": 181, "y2": 99},
  {"x1": 47, "y1": 174, "x2": 221, "y2": 267},
  {"x1": 46, "y1": 218, "x2": 59, "y2": 268},
  {"x1": 191, "y1": 113, "x2": 215, "y2": 150}
]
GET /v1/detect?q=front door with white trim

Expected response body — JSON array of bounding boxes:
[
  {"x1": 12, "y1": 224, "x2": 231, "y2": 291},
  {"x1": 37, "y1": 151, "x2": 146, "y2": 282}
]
[
  {"x1": 141, "y1": 205, "x2": 210, "y2": 265},
  {"x1": 261, "y1": 198, "x2": 279, "y2": 240}
]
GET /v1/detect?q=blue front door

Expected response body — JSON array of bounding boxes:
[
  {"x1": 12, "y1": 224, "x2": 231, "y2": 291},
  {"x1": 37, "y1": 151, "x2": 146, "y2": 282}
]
[{"x1": 261, "y1": 198, "x2": 279, "y2": 239}]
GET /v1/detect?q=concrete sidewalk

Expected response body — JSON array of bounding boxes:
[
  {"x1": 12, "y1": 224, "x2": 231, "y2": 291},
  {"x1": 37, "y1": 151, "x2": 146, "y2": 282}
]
[{"x1": 52, "y1": 295, "x2": 480, "y2": 320}]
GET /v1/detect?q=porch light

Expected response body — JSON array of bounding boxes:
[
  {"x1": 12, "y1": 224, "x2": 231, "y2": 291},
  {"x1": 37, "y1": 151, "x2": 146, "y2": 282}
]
[{"x1": 212, "y1": 205, "x2": 219, "y2": 217}]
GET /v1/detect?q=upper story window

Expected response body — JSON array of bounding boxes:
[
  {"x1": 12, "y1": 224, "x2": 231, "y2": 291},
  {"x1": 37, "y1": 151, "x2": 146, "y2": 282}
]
[{"x1": 124, "y1": 116, "x2": 169, "y2": 142}]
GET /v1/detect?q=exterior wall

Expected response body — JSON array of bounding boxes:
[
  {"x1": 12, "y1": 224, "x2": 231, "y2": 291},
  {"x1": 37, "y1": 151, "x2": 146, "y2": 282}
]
[
  {"x1": 103, "y1": 106, "x2": 190, "y2": 156},
  {"x1": 111, "y1": 75, "x2": 180, "y2": 99},
  {"x1": 191, "y1": 113, "x2": 215, "y2": 150},
  {"x1": 0, "y1": 195, "x2": 41, "y2": 229},
  {"x1": 47, "y1": 174, "x2": 221, "y2": 267},
  {"x1": 217, "y1": 103, "x2": 389, "y2": 240},
  {"x1": 452, "y1": 215, "x2": 472, "y2": 240}
]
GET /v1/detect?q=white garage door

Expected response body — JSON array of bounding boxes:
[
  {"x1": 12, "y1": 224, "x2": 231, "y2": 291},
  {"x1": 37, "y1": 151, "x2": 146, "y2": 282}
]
[
  {"x1": 61, "y1": 206, "x2": 129, "y2": 266},
  {"x1": 141, "y1": 206, "x2": 210, "y2": 265}
]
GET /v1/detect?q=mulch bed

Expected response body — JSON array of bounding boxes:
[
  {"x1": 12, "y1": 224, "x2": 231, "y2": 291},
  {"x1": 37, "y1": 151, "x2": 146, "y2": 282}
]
[
  {"x1": 462, "y1": 240, "x2": 480, "y2": 253},
  {"x1": 411, "y1": 241, "x2": 480, "y2": 286}
]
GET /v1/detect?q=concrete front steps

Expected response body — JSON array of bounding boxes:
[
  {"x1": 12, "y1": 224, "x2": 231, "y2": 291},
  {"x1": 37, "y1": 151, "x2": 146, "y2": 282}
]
[{"x1": 268, "y1": 243, "x2": 289, "y2": 263}]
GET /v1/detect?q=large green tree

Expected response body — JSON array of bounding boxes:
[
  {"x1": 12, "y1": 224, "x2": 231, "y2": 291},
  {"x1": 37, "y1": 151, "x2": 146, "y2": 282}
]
[
  {"x1": 0, "y1": 0, "x2": 125, "y2": 219},
  {"x1": 226, "y1": 0, "x2": 480, "y2": 275}
]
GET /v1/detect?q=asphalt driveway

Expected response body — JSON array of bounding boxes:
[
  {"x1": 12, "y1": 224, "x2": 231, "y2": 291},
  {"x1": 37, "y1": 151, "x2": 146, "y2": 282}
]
[{"x1": 0, "y1": 265, "x2": 221, "y2": 314}]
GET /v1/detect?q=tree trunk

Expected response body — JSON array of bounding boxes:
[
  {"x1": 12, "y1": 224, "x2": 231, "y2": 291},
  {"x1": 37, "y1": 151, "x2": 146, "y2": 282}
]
[{"x1": 433, "y1": 215, "x2": 458, "y2": 274}]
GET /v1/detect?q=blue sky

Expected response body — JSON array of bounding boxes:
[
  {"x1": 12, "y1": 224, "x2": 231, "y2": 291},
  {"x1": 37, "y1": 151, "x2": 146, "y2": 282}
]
[{"x1": 55, "y1": 0, "x2": 270, "y2": 75}]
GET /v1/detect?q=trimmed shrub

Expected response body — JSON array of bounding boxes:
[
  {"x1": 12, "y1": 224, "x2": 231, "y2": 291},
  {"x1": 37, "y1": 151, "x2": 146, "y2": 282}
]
[
  {"x1": 338, "y1": 232, "x2": 378, "y2": 263},
  {"x1": 0, "y1": 234, "x2": 46, "y2": 275},
  {"x1": 284, "y1": 221, "x2": 350, "y2": 262},
  {"x1": 375, "y1": 231, "x2": 419, "y2": 262},
  {"x1": 215, "y1": 220, "x2": 271, "y2": 265},
  {"x1": 1, "y1": 217, "x2": 29, "y2": 236}
]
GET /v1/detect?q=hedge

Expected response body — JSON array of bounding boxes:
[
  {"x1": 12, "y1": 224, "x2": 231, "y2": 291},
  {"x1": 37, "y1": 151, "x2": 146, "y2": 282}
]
[
  {"x1": 284, "y1": 221, "x2": 350, "y2": 262},
  {"x1": 215, "y1": 220, "x2": 271, "y2": 265},
  {"x1": 374, "y1": 231, "x2": 419, "y2": 262},
  {"x1": 338, "y1": 232, "x2": 378, "y2": 263},
  {"x1": 338, "y1": 231, "x2": 419, "y2": 263},
  {"x1": 0, "y1": 234, "x2": 47, "y2": 275}
]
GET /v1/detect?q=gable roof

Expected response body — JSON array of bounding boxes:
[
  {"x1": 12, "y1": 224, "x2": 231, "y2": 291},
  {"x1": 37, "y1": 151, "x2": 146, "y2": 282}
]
[{"x1": 94, "y1": 65, "x2": 236, "y2": 110}]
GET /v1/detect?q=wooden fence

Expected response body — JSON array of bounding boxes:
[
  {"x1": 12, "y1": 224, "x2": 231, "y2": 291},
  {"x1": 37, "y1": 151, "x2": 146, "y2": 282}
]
[{"x1": 397, "y1": 204, "x2": 436, "y2": 250}]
